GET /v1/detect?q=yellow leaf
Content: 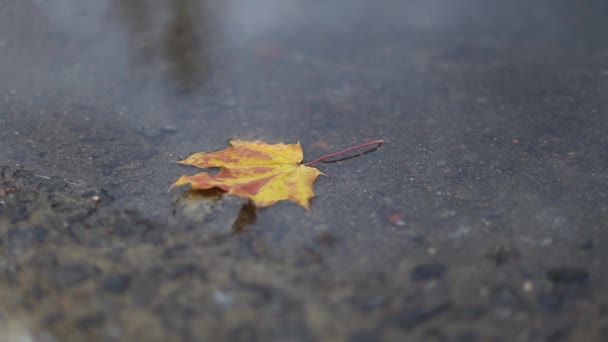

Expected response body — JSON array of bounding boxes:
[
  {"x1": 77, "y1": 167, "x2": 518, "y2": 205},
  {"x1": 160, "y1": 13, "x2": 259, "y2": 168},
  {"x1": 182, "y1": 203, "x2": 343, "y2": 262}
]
[{"x1": 173, "y1": 140, "x2": 323, "y2": 210}]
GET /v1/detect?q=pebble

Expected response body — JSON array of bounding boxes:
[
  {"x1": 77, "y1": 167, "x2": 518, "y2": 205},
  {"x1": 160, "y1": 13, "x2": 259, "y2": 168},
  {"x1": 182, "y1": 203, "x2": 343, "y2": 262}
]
[{"x1": 522, "y1": 281, "x2": 534, "y2": 292}]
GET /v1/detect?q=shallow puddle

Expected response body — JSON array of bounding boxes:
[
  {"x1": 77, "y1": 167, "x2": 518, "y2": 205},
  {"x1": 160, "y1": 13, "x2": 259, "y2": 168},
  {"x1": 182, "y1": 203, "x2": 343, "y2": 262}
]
[{"x1": 1, "y1": 1, "x2": 608, "y2": 341}]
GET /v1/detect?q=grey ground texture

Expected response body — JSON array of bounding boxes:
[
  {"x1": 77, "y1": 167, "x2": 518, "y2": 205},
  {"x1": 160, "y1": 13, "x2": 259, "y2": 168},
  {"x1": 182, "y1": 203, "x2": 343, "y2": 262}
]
[{"x1": 1, "y1": 0, "x2": 608, "y2": 341}]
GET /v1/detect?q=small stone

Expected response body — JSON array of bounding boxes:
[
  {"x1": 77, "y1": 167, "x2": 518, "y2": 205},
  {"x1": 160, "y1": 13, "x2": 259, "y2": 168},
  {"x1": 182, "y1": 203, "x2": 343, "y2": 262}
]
[
  {"x1": 547, "y1": 267, "x2": 589, "y2": 285},
  {"x1": 522, "y1": 281, "x2": 534, "y2": 292},
  {"x1": 411, "y1": 263, "x2": 447, "y2": 281}
]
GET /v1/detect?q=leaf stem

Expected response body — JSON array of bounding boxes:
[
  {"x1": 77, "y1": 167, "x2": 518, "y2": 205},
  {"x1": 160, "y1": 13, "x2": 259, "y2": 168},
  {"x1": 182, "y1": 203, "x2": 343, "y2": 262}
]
[{"x1": 304, "y1": 139, "x2": 385, "y2": 166}]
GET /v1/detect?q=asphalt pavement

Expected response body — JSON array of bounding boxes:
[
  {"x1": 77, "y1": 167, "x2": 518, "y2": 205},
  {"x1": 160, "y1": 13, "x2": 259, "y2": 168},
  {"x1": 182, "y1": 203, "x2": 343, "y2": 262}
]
[{"x1": 1, "y1": 0, "x2": 607, "y2": 341}]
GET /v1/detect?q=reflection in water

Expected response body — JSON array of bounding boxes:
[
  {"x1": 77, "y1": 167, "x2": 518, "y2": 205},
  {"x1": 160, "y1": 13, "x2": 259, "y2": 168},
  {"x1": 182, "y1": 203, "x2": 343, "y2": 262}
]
[
  {"x1": 231, "y1": 201, "x2": 257, "y2": 233},
  {"x1": 165, "y1": 0, "x2": 204, "y2": 90},
  {"x1": 113, "y1": 0, "x2": 155, "y2": 62},
  {"x1": 113, "y1": 0, "x2": 209, "y2": 91}
]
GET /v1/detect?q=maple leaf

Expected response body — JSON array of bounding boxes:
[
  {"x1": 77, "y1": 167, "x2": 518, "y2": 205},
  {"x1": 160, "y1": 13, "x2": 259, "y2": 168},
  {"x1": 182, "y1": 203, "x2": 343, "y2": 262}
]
[
  {"x1": 173, "y1": 140, "x2": 323, "y2": 209},
  {"x1": 173, "y1": 139, "x2": 385, "y2": 210}
]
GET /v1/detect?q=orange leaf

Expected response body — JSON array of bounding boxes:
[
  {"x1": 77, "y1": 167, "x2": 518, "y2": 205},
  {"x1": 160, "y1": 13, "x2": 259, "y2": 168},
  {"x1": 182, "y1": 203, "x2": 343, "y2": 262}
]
[{"x1": 173, "y1": 140, "x2": 323, "y2": 210}]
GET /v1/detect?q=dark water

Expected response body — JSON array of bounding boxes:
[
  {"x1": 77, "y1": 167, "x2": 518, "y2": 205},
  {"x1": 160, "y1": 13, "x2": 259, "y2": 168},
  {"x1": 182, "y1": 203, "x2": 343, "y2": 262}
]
[{"x1": 1, "y1": 0, "x2": 608, "y2": 341}]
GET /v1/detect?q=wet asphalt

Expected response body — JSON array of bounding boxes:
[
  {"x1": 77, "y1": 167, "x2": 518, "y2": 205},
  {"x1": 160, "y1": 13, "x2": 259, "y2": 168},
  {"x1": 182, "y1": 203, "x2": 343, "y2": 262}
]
[{"x1": 1, "y1": 0, "x2": 608, "y2": 341}]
